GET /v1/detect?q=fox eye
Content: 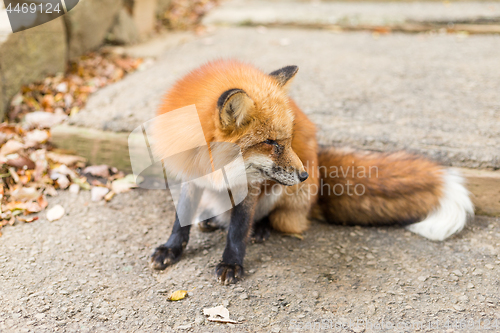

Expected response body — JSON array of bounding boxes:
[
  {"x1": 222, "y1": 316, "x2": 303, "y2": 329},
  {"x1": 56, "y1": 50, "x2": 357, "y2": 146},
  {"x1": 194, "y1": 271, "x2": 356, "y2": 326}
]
[{"x1": 264, "y1": 139, "x2": 278, "y2": 145}]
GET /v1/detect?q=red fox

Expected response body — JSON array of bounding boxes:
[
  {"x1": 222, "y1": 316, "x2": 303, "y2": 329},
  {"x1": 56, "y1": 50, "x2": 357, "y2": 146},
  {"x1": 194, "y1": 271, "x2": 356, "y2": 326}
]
[{"x1": 150, "y1": 59, "x2": 474, "y2": 284}]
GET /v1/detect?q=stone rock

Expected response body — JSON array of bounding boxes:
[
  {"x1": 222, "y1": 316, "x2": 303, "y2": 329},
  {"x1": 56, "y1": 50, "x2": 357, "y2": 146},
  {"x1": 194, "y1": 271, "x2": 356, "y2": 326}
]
[
  {"x1": 91, "y1": 186, "x2": 110, "y2": 202},
  {"x1": 24, "y1": 111, "x2": 68, "y2": 129},
  {"x1": 64, "y1": 0, "x2": 122, "y2": 59},
  {"x1": 69, "y1": 184, "x2": 80, "y2": 194},
  {"x1": 0, "y1": 15, "x2": 66, "y2": 120},
  {"x1": 156, "y1": 0, "x2": 172, "y2": 17},
  {"x1": 107, "y1": 8, "x2": 140, "y2": 45},
  {"x1": 46, "y1": 205, "x2": 65, "y2": 222},
  {"x1": 132, "y1": 0, "x2": 157, "y2": 38}
]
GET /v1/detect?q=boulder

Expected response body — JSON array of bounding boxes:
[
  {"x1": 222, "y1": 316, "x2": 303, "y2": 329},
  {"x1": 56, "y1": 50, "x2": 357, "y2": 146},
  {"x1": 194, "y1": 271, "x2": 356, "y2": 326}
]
[
  {"x1": 107, "y1": 8, "x2": 140, "y2": 45},
  {"x1": 0, "y1": 14, "x2": 66, "y2": 120},
  {"x1": 64, "y1": 0, "x2": 123, "y2": 59},
  {"x1": 132, "y1": 0, "x2": 157, "y2": 38},
  {"x1": 108, "y1": 0, "x2": 159, "y2": 44}
]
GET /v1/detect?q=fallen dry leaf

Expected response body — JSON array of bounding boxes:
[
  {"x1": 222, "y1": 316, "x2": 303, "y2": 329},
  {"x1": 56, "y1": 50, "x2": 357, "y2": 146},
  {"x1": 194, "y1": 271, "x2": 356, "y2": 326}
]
[
  {"x1": 83, "y1": 165, "x2": 110, "y2": 178},
  {"x1": 56, "y1": 175, "x2": 70, "y2": 189},
  {"x1": 203, "y1": 305, "x2": 241, "y2": 324},
  {"x1": 168, "y1": 290, "x2": 189, "y2": 301},
  {"x1": 52, "y1": 164, "x2": 78, "y2": 179},
  {"x1": 5, "y1": 155, "x2": 36, "y2": 169},
  {"x1": 44, "y1": 186, "x2": 58, "y2": 196},
  {"x1": 9, "y1": 187, "x2": 40, "y2": 201},
  {"x1": 0, "y1": 49, "x2": 144, "y2": 235},
  {"x1": 46, "y1": 152, "x2": 86, "y2": 166},
  {"x1": 0, "y1": 139, "x2": 24, "y2": 156},
  {"x1": 17, "y1": 216, "x2": 38, "y2": 223},
  {"x1": 25, "y1": 200, "x2": 45, "y2": 213},
  {"x1": 0, "y1": 124, "x2": 20, "y2": 140},
  {"x1": 162, "y1": 0, "x2": 219, "y2": 30},
  {"x1": 46, "y1": 204, "x2": 65, "y2": 222},
  {"x1": 24, "y1": 111, "x2": 68, "y2": 129},
  {"x1": 2, "y1": 200, "x2": 43, "y2": 214},
  {"x1": 111, "y1": 174, "x2": 138, "y2": 193},
  {"x1": 0, "y1": 123, "x2": 20, "y2": 134},
  {"x1": 104, "y1": 191, "x2": 115, "y2": 201},
  {"x1": 24, "y1": 129, "x2": 49, "y2": 147},
  {"x1": 283, "y1": 233, "x2": 304, "y2": 240},
  {"x1": 372, "y1": 26, "x2": 392, "y2": 34},
  {"x1": 72, "y1": 176, "x2": 91, "y2": 190},
  {"x1": 37, "y1": 195, "x2": 48, "y2": 210}
]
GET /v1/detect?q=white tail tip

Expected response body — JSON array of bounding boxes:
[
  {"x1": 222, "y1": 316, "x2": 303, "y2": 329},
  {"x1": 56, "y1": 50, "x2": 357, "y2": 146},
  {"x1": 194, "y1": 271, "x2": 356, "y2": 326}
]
[{"x1": 406, "y1": 169, "x2": 474, "y2": 241}]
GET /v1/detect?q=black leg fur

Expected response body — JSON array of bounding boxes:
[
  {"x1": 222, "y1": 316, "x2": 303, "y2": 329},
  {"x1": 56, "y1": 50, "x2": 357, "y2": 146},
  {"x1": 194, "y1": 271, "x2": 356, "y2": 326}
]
[
  {"x1": 151, "y1": 214, "x2": 190, "y2": 270},
  {"x1": 251, "y1": 216, "x2": 271, "y2": 243},
  {"x1": 216, "y1": 191, "x2": 258, "y2": 285},
  {"x1": 151, "y1": 183, "x2": 203, "y2": 270}
]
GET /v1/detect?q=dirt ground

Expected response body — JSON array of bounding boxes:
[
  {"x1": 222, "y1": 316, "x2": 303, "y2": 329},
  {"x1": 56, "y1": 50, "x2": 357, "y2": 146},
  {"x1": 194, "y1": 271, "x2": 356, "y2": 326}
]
[{"x1": 0, "y1": 189, "x2": 499, "y2": 332}]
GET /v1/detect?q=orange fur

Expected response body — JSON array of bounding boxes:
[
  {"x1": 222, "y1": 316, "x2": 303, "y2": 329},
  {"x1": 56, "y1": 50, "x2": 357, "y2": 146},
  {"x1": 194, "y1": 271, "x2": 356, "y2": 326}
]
[{"x1": 316, "y1": 148, "x2": 443, "y2": 226}]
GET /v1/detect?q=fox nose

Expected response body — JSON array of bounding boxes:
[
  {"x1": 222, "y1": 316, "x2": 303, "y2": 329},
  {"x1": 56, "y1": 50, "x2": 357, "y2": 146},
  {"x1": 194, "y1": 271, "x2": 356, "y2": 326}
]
[{"x1": 298, "y1": 171, "x2": 309, "y2": 182}]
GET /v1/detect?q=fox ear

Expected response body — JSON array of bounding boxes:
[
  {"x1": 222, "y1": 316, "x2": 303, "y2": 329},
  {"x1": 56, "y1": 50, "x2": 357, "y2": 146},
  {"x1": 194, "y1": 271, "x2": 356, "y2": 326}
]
[
  {"x1": 270, "y1": 65, "x2": 298, "y2": 87},
  {"x1": 217, "y1": 89, "x2": 255, "y2": 128}
]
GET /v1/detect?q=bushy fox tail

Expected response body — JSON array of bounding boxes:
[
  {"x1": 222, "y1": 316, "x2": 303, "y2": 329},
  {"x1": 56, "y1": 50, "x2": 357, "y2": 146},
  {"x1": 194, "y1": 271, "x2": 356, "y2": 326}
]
[{"x1": 315, "y1": 147, "x2": 474, "y2": 241}]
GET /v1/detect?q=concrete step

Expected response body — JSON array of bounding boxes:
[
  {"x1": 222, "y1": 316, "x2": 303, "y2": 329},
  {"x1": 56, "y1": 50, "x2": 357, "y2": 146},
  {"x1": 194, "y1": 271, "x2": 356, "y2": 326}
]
[
  {"x1": 203, "y1": 0, "x2": 500, "y2": 33},
  {"x1": 51, "y1": 124, "x2": 500, "y2": 217},
  {"x1": 460, "y1": 168, "x2": 500, "y2": 217}
]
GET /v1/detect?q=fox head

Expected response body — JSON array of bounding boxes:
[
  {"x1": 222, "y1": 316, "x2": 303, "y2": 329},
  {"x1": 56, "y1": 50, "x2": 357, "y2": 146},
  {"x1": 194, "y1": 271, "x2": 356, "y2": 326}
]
[
  {"x1": 213, "y1": 65, "x2": 308, "y2": 186},
  {"x1": 154, "y1": 60, "x2": 310, "y2": 188}
]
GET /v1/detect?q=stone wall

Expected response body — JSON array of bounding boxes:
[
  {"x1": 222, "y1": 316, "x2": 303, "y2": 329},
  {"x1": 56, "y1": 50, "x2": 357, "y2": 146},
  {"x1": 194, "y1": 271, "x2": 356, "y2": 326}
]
[{"x1": 0, "y1": 0, "x2": 171, "y2": 120}]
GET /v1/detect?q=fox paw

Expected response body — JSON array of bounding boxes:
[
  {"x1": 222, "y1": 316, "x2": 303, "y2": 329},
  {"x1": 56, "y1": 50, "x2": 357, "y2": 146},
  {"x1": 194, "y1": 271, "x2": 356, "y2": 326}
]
[
  {"x1": 251, "y1": 223, "x2": 271, "y2": 243},
  {"x1": 215, "y1": 262, "x2": 244, "y2": 285},
  {"x1": 150, "y1": 246, "x2": 181, "y2": 270}
]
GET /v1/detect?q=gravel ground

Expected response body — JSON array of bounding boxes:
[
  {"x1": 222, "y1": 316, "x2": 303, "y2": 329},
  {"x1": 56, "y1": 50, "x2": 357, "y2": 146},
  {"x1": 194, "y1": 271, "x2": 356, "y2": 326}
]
[
  {"x1": 69, "y1": 27, "x2": 500, "y2": 168},
  {"x1": 0, "y1": 190, "x2": 499, "y2": 332}
]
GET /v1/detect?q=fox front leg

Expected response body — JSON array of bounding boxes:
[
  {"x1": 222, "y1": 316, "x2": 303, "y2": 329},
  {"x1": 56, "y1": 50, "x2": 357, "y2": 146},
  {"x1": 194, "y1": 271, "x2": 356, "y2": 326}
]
[
  {"x1": 216, "y1": 188, "x2": 259, "y2": 285},
  {"x1": 151, "y1": 182, "x2": 203, "y2": 270}
]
